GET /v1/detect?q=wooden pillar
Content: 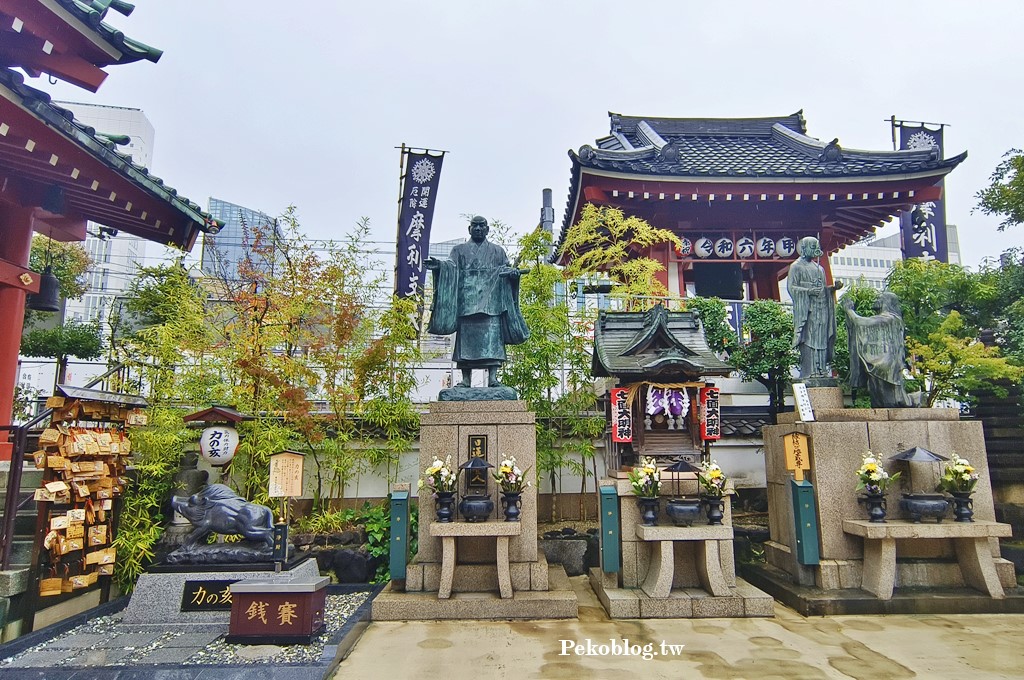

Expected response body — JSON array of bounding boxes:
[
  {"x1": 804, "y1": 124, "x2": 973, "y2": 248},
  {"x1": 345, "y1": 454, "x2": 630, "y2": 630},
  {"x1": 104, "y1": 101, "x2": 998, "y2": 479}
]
[{"x1": 0, "y1": 206, "x2": 36, "y2": 460}]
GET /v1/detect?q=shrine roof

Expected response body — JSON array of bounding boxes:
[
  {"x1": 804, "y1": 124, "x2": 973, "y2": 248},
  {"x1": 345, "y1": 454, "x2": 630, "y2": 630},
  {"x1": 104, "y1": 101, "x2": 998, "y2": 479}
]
[
  {"x1": 1, "y1": 0, "x2": 162, "y2": 90},
  {"x1": 41, "y1": 0, "x2": 162, "y2": 65},
  {"x1": 575, "y1": 110, "x2": 965, "y2": 179},
  {"x1": 0, "y1": 68, "x2": 220, "y2": 249},
  {"x1": 593, "y1": 305, "x2": 732, "y2": 380}
]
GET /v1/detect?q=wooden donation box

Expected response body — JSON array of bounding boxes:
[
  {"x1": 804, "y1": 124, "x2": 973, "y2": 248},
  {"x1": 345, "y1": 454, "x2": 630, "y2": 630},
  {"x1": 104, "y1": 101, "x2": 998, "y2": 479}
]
[{"x1": 227, "y1": 576, "x2": 329, "y2": 644}]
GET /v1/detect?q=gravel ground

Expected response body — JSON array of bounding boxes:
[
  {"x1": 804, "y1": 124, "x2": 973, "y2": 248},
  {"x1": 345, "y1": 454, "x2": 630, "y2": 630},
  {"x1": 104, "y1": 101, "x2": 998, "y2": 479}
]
[{"x1": 0, "y1": 591, "x2": 369, "y2": 669}]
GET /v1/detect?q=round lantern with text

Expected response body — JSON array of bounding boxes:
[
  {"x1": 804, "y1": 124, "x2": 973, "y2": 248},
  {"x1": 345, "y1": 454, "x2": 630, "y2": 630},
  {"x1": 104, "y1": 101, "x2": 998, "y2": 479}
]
[
  {"x1": 714, "y1": 237, "x2": 735, "y2": 258},
  {"x1": 675, "y1": 237, "x2": 692, "y2": 257},
  {"x1": 200, "y1": 426, "x2": 239, "y2": 466},
  {"x1": 694, "y1": 237, "x2": 714, "y2": 258},
  {"x1": 756, "y1": 237, "x2": 776, "y2": 258},
  {"x1": 775, "y1": 237, "x2": 797, "y2": 258}
]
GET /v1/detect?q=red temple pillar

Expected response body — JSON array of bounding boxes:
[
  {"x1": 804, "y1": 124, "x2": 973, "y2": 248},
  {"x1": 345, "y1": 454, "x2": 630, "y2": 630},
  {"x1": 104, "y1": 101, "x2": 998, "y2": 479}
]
[{"x1": 0, "y1": 206, "x2": 36, "y2": 460}]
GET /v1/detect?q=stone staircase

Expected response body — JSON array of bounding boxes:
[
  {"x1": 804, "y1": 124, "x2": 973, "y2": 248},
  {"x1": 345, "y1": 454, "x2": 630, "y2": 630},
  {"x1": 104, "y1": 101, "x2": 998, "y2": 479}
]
[{"x1": 0, "y1": 465, "x2": 42, "y2": 638}]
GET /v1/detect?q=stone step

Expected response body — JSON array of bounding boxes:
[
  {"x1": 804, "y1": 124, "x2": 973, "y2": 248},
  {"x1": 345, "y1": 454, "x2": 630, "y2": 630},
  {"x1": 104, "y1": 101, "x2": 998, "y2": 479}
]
[{"x1": 5, "y1": 539, "x2": 34, "y2": 566}]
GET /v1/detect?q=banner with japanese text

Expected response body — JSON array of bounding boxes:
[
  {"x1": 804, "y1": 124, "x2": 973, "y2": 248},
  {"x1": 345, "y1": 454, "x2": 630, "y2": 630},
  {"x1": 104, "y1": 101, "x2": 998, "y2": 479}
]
[
  {"x1": 898, "y1": 125, "x2": 948, "y2": 262},
  {"x1": 396, "y1": 150, "x2": 445, "y2": 298},
  {"x1": 610, "y1": 387, "x2": 632, "y2": 443},
  {"x1": 699, "y1": 386, "x2": 721, "y2": 441}
]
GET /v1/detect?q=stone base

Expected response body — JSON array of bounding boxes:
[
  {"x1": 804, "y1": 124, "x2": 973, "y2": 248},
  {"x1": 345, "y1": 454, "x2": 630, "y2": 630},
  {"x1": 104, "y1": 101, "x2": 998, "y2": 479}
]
[
  {"x1": 407, "y1": 555, "x2": 550, "y2": 593},
  {"x1": 122, "y1": 558, "x2": 320, "y2": 625},
  {"x1": 438, "y1": 386, "x2": 518, "y2": 401},
  {"x1": 588, "y1": 568, "x2": 774, "y2": 619},
  {"x1": 742, "y1": 561, "x2": 1024, "y2": 616},
  {"x1": 371, "y1": 566, "x2": 577, "y2": 620}
]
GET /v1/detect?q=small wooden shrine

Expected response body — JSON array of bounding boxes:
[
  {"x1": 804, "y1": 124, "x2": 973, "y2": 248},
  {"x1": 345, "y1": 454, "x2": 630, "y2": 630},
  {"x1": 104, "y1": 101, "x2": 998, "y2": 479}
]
[{"x1": 594, "y1": 304, "x2": 731, "y2": 470}]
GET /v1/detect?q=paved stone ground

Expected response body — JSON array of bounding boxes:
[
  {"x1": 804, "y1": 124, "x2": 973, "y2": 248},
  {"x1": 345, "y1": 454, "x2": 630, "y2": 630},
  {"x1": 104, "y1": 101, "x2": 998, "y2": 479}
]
[
  {"x1": 335, "y1": 576, "x2": 1024, "y2": 679},
  {"x1": 0, "y1": 589, "x2": 374, "y2": 680}
]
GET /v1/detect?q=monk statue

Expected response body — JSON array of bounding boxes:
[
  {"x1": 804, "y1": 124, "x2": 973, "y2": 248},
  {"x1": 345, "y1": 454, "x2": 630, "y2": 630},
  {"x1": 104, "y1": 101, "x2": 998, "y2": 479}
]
[
  {"x1": 841, "y1": 291, "x2": 914, "y2": 408},
  {"x1": 425, "y1": 216, "x2": 529, "y2": 398},
  {"x1": 787, "y1": 236, "x2": 841, "y2": 382}
]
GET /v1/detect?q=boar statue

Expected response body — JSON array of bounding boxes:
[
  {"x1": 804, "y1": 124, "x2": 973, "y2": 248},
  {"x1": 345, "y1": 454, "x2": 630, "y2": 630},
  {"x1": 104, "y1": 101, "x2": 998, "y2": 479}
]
[{"x1": 171, "y1": 483, "x2": 275, "y2": 551}]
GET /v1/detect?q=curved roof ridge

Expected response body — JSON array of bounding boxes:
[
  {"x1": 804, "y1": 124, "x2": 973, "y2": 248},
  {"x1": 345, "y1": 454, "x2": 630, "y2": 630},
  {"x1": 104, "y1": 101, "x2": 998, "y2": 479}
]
[
  {"x1": 610, "y1": 110, "x2": 807, "y2": 137},
  {"x1": 771, "y1": 124, "x2": 944, "y2": 163}
]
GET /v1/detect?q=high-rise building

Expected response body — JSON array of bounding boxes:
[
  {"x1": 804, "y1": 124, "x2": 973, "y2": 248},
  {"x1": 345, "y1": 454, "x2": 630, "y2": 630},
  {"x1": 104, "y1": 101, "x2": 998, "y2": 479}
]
[{"x1": 202, "y1": 198, "x2": 279, "y2": 281}]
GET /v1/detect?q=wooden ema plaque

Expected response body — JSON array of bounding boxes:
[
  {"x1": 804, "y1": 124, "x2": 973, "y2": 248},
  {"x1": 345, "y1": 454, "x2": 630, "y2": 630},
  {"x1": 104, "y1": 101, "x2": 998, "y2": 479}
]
[{"x1": 226, "y1": 577, "x2": 329, "y2": 644}]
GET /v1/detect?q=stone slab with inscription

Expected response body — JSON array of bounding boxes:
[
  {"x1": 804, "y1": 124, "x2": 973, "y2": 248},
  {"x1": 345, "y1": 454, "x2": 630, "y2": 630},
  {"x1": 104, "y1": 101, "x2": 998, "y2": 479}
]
[{"x1": 122, "y1": 557, "x2": 320, "y2": 625}]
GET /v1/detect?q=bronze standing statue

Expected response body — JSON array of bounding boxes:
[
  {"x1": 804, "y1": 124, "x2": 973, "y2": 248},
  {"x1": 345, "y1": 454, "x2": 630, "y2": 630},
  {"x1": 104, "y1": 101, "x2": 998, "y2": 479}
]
[
  {"x1": 426, "y1": 216, "x2": 529, "y2": 399},
  {"x1": 787, "y1": 236, "x2": 841, "y2": 382},
  {"x1": 841, "y1": 291, "x2": 914, "y2": 408}
]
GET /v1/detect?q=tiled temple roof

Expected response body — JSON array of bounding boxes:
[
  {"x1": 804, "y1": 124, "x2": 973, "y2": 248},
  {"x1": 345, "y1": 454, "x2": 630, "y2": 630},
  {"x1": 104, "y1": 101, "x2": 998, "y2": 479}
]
[
  {"x1": 575, "y1": 111, "x2": 964, "y2": 179},
  {"x1": 593, "y1": 305, "x2": 732, "y2": 381},
  {"x1": 0, "y1": 67, "x2": 220, "y2": 248}
]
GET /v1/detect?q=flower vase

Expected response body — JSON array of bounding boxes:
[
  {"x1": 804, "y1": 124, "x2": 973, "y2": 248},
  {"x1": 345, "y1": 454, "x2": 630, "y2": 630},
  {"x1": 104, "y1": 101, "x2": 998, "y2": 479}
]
[
  {"x1": 435, "y1": 491, "x2": 456, "y2": 523},
  {"x1": 501, "y1": 492, "x2": 522, "y2": 522},
  {"x1": 951, "y1": 492, "x2": 974, "y2": 523},
  {"x1": 703, "y1": 496, "x2": 725, "y2": 525},
  {"x1": 859, "y1": 493, "x2": 887, "y2": 523},
  {"x1": 636, "y1": 497, "x2": 659, "y2": 526}
]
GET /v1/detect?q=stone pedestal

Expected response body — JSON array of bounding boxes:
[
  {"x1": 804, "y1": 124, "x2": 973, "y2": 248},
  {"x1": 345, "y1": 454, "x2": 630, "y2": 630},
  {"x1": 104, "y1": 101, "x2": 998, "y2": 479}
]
[
  {"x1": 373, "y1": 401, "x2": 577, "y2": 620},
  {"x1": 589, "y1": 479, "x2": 774, "y2": 619},
  {"x1": 758, "y1": 407, "x2": 1017, "y2": 610},
  {"x1": 122, "y1": 558, "x2": 320, "y2": 625}
]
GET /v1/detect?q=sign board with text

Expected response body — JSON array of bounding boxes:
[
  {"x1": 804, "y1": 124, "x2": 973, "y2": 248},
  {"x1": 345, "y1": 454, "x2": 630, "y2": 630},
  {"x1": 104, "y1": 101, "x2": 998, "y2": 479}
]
[
  {"x1": 781, "y1": 431, "x2": 812, "y2": 482},
  {"x1": 268, "y1": 451, "x2": 304, "y2": 498}
]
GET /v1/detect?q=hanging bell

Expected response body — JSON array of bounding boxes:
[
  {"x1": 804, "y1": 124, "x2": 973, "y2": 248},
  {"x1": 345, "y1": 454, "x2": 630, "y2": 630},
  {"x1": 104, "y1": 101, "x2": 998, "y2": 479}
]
[{"x1": 27, "y1": 266, "x2": 61, "y2": 312}]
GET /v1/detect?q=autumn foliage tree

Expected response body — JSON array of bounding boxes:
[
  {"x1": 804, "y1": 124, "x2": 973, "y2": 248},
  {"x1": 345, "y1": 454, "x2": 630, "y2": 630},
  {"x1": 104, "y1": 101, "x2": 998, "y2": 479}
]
[{"x1": 559, "y1": 205, "x2": 682, "y2": 309}]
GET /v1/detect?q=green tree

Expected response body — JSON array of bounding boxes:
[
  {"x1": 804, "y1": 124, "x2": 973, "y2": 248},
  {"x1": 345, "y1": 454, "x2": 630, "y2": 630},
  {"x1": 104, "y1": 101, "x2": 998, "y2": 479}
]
[
  {"x1": 559, "y1": 204, "x2": 682, "y2": 309},
  {"x1": 501, "y1": 228, "x2": 603, "y2": 520},
  {"x1": 907, "y1": 311, "x2": 1023, "y2": 406},
  {"x1": 687, "y1": 297, "x2": 796, "y2": 418},
  {"x1": 27, "y1": 235, "x2": 91, "y2": 302},
  {"x1": 728, "y1": 300, "x2": 798, "y2": 417},
  {"x1": 973, "y1": 248, "x2": 1024, "y2": 363},
  {"x1": 975, "y1": 149, "x2": 1024, "y2": 231},
  {"x1": 111, "y1": 257, "x2": 218, "y2": 592},
  {"x1": 353, "y1": 296, "x2": 424, "y2": 486},
  {"x1": 20, "y1": 320, "x2": 103, "y2": 389},
  {"x1": 886, "y1": 258, "x2": 1022, "y2": 406}
]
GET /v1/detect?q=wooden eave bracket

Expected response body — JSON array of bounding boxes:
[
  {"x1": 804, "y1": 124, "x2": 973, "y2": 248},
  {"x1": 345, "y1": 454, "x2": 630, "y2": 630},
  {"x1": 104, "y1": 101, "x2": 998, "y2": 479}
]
[{"x1": 0, "y1": 257, "x2": 41, "y2": 293}]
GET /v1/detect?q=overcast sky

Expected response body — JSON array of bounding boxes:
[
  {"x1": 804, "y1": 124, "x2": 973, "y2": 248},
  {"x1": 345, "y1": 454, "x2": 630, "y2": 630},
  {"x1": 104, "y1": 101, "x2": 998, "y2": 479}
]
[{"x1": 31, "y1": 0, "x2": 1023, "y2": 267}]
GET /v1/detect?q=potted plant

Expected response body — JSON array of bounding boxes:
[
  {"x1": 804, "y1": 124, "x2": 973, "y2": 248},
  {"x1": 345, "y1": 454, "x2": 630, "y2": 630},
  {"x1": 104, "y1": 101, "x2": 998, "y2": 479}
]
[
  {"x1": 855, "y1": 453, "x2": 900, "y2": 523},
  {"x1": 936, "y1": 452, "x2": 980, "y2": 522},
  {"x1": 628, "y1": 457, "x2": 661, "y2": 526},
  {"x1": 493, "y1": 456, "x2": 531, "y2": 522},
  {"x1": 697, "y1": 460, "x2": 729, "y2": 525},
  {"x1": 419, "y1": 455, "x2": 459, "y2": 523}
]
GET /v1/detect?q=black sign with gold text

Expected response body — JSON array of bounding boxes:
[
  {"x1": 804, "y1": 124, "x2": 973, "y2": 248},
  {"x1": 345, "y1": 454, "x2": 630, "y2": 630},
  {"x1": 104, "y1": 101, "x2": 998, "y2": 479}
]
[{"x1": 181, "y1": 579, "x2": 238, "y2": 611}]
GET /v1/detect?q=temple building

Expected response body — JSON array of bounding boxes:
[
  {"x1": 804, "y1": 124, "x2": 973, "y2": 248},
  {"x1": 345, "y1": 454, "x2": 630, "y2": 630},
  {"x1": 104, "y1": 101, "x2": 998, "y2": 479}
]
[
  {"x1": 558, "y1": 112, "x2": 966, "y2": 482},
  {"x1": 554, "y1": 111, "x2": 965, "y2": 301},
  {"x1": 0, "y1": 1, "x2": 218, "y2": 458}
]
